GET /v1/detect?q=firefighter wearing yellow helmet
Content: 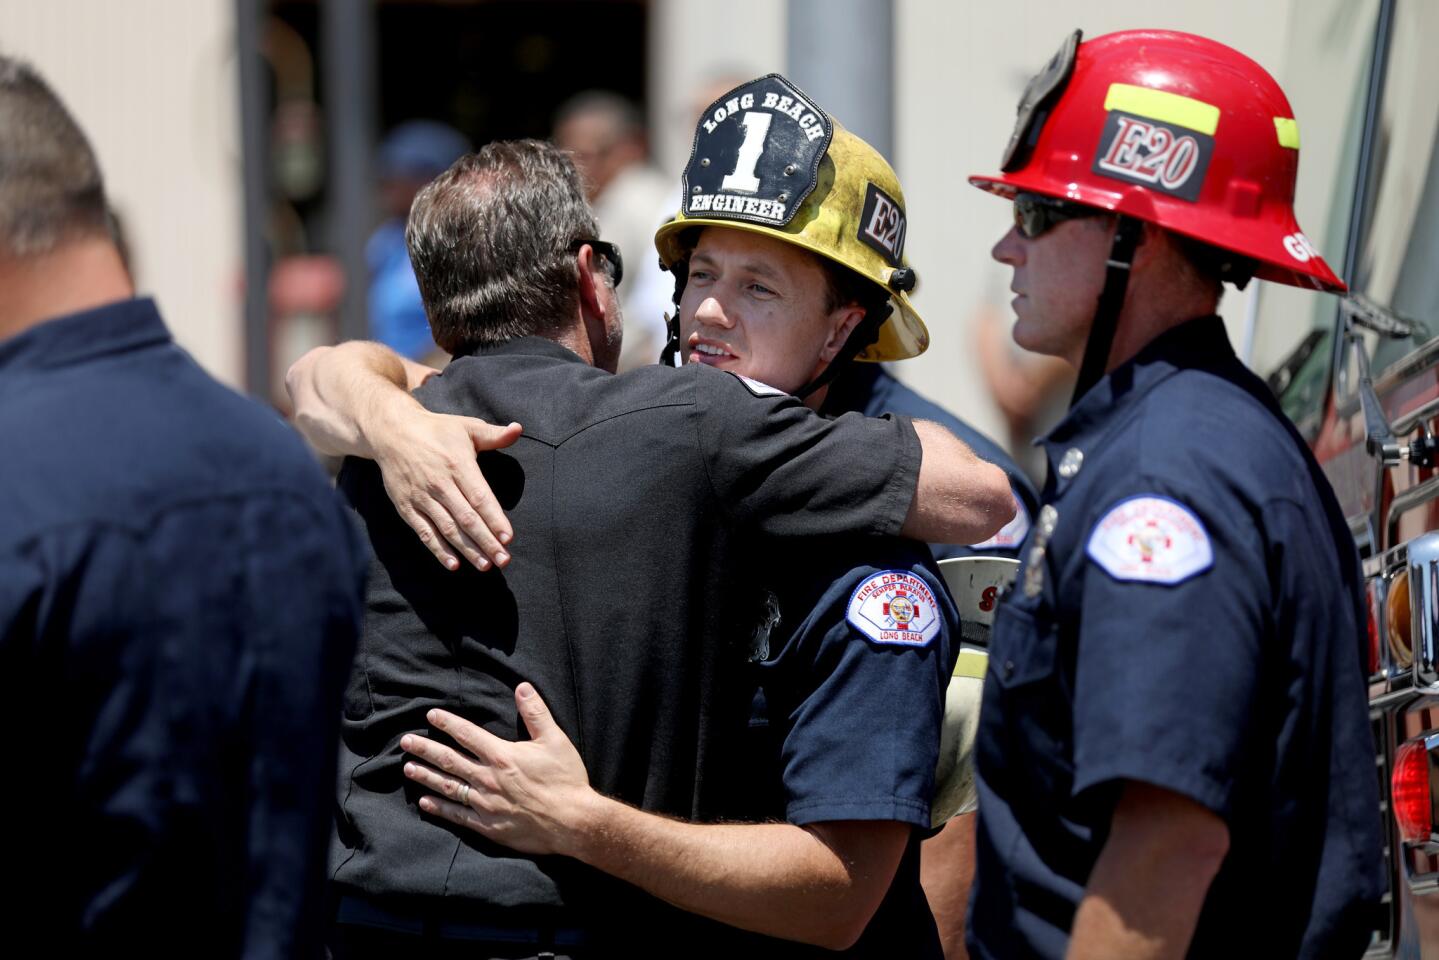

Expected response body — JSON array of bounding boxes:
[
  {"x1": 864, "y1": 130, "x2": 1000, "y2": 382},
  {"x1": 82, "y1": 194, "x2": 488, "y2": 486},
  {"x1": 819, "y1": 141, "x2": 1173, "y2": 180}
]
[
  {"x1": 655, "y1": 76, "x2": 928, "y2": 378},
  {"x1": 650, "y1": 73, "x2": 1033, "y2": 956},
  {"x1": 653, "y1": 75, "x2": 1037, "y2": 542}
]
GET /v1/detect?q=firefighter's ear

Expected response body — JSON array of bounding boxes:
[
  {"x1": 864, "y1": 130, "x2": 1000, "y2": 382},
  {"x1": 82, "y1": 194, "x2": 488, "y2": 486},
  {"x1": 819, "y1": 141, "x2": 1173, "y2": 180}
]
[
  {"x1": 1130, "y1": 222, "x2": 1170, "y2": 272},
  {"x1": 820, "y1": 304, "x2": 867, "y2": 364}
]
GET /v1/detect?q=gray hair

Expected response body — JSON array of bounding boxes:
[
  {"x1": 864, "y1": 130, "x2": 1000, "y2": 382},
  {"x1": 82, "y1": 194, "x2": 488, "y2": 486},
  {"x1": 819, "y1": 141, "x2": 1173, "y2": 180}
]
[
  {"x1": 405, "y1": 139, "x2": 605, "y2": 354},
  {"x1": 0, "y1": 55, "x2": 110, "y2": 256}
]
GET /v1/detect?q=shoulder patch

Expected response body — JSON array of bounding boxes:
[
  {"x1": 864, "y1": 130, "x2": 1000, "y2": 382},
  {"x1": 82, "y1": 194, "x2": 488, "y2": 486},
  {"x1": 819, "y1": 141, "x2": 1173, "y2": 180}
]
[
  {"x1": 729, "y1": 372, "x2": 788, "y2": 398},
  {"x1": 1086, "y1": 495, "x2": 1213, "y2": 585},
  {"x1": 969, "y1": 492, "x2": 1032, "y2": 551},
  {"x1": 846, "y1": 570, "x2": 942, "y2": 647}
]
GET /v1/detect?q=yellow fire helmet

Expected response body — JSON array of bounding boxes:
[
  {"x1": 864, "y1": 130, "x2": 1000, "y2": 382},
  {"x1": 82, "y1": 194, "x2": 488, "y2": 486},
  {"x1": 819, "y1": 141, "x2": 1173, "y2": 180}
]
[{"x1": 654, "y1": 74, "x2": 929, "y2": 363}]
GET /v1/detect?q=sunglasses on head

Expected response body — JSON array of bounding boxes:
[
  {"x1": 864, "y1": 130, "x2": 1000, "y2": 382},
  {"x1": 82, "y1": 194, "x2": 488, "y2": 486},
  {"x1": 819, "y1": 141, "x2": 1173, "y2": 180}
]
[
  {"x1": 1012, "y1": 192, "x2": 1106, "y2": 239},
  {"x1": 570, "y1": 238, "x2": 624, "y2": 287}
]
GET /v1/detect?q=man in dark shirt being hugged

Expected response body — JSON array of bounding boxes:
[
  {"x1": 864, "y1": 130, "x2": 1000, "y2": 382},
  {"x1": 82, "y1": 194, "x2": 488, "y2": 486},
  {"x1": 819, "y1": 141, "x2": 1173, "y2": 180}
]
[{"x1": 0, "y1": 55, "x2": 368, "y2": 956}]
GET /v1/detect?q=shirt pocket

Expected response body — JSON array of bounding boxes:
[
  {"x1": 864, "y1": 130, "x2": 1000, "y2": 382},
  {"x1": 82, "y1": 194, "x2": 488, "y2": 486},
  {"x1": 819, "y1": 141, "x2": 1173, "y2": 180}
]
[
  {"x1": 988, "y1": 599, "x2": 1075, "y2": 791},
  {"x1": 991, "y1": 599, "x2": 1060, "y2": 689},
  {"x1": 341, "y1": 638, "x2": 377, "y2": 720}
]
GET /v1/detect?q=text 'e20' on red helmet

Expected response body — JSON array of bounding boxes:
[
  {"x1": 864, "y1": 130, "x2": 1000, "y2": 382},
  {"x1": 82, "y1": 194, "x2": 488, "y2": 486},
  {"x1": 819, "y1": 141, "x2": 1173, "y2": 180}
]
[{"x1": 970, "y1": 28, "x2": 1344, "y2": 293}]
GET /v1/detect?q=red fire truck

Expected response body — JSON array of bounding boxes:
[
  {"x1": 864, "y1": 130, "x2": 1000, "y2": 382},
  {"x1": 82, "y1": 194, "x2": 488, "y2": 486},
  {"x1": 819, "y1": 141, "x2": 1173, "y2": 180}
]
[{"x1": 1267, "y1": 0, "x2": 1439, "y2": 953}]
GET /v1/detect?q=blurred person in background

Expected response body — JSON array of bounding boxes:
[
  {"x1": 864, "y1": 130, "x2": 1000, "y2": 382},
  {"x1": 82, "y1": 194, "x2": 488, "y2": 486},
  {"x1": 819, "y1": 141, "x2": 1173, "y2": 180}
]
[
  {"x1": 973, "y1": 300, "x2": 1074, "y2": 489},
  {"x1": 0, "y1": 54, "x2": 367, "y2": 955},
  {"x1": 369, "y1": 119, "x2": 471, "y2": 363},
  {"x1": 552, "y1": 91, "x2": 672, "y2": 370}
]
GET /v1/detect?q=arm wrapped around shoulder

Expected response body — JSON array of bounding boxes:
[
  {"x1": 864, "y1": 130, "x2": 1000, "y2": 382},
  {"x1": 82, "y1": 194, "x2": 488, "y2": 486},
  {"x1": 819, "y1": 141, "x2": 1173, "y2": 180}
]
[{"x1": 902, "y1": 419, "x2": 1015, "y2": 545}]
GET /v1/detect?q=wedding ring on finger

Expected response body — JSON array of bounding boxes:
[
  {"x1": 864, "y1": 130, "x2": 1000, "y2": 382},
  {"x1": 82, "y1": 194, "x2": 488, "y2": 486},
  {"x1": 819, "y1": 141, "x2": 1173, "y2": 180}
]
[{"x1": 459, "y1": 782, "x2": 470, "y2": 805}]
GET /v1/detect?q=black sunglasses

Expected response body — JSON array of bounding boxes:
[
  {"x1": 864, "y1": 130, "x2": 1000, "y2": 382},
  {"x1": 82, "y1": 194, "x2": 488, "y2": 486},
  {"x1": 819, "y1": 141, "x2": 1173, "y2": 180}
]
[
  {"x1": 570, "y1": 238, "x2": 624, "y2": 287},
  {"x1": 1012, "y1": 192, "x2": 1105, "y2": 239}
]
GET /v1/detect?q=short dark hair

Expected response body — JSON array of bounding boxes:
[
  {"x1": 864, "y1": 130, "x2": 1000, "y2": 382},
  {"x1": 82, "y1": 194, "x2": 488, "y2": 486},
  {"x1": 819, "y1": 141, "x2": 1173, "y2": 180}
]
[
  {"x1": 0, "y1": 55, "x2": 110, "y2": 256},
  {"x1": 405, "y1": 139, "x2": 605, "y2": 354},
  {"x1": 819, "y1": 257, "x2": 889, "y2": 317},
  {"x1": 1170, "y1": 229, "x2": 1256, "y2": 296}
]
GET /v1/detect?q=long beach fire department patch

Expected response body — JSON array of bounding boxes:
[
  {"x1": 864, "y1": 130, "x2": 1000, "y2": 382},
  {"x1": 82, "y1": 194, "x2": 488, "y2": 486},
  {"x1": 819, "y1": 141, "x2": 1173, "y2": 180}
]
[
  {"x1": 846, "y1": 570, "x2": 942, "y2": 647},
  {"x1": 1086, "y1": 495, "x2": 1213, "y2": 585}
]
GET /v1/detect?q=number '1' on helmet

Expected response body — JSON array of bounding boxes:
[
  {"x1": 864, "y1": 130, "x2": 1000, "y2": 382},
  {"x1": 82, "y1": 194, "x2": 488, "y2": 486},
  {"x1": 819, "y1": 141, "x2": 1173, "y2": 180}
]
[{"x1": 655, "y1": 73, "x2": 930, "y2": 362}]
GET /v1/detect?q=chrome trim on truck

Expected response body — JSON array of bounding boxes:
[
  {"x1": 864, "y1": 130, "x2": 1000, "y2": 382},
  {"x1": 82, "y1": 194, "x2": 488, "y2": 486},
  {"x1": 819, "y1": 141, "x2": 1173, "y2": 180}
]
[{"x1": 1409, "y1": 534, "x2": 1439, "y2": 687}]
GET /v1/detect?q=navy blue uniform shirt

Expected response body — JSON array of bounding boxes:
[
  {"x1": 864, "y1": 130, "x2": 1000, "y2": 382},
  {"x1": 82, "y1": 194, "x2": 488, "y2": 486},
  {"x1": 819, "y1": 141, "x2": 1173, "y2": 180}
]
[
  {"x1": 0, "y1": 298, "x2": 368, "y2": 957},
  {"x1": 727, "y1": 538, "x2": 959, "y2": 958},
  {"x1": 968, "y1": 316, "x2": 1384, "y2": 959},
  {"x1": 825, "y1": 362, "x2": 1038, "y2": 558}
]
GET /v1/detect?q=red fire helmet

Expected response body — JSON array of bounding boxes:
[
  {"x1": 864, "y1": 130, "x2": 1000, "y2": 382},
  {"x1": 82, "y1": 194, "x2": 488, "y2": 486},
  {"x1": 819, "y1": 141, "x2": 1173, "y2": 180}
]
[{"x1": 970, "y1": 29, "x2": 1344, "y2": 293}]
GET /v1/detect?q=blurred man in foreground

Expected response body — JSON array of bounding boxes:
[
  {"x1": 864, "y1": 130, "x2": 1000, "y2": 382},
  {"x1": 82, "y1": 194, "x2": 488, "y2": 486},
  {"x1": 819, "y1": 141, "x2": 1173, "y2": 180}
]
[{"x1": 0, "y1": 54, "x2": 366, "y2": 954}]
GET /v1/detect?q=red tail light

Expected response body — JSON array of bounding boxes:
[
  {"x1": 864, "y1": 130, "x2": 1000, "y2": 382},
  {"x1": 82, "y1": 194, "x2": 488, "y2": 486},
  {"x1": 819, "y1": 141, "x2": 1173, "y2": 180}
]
[{"x1": 1394, "y1": 739, "x2": 1435, "y2": 843}]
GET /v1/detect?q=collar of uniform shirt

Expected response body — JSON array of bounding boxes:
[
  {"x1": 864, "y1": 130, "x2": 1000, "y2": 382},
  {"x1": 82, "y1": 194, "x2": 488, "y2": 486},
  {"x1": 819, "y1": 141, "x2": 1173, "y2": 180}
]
[
  {"x1": 0, "y1": 296, "x2": 170, "y2": 376},
  {"x1": 1042, "y1": 313, "x2": 1234, "y2": 453}
]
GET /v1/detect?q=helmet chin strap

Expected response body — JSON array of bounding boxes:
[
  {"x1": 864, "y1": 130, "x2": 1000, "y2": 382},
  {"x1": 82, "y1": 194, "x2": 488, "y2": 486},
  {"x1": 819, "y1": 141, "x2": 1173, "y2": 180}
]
[
  {"x1": 659, "y1": 311, "x2": 683, "y2": 367},
  {"x1": 1071, "y1": 214, "x2": 1142, "y2": 407},
  {"x1": 658, "y1": 258, "x2": 688, "y2": 367}
]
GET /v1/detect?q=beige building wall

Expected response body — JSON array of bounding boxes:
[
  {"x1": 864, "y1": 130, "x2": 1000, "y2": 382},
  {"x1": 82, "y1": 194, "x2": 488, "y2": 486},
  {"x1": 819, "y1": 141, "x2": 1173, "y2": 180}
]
[{"x1": 0, "y1": 0, "x2": 242, "y2": 386}]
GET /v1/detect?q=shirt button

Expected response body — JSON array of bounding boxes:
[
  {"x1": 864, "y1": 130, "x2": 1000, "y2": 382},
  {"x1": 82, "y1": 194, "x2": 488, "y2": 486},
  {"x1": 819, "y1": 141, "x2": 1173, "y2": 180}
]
[
  {"x1": 1058, "y1": 447, "x2": 1084, "y2": 479},
  {"x1": 1004, "y1": 660, "x2": 1016, "y2": 678}
]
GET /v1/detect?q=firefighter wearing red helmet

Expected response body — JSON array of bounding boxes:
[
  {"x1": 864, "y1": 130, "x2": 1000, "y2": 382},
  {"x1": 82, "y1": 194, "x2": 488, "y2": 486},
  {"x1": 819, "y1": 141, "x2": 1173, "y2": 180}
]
[{"x1": 966, "y1": 29, "x2": 1384, "y2": 959}]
